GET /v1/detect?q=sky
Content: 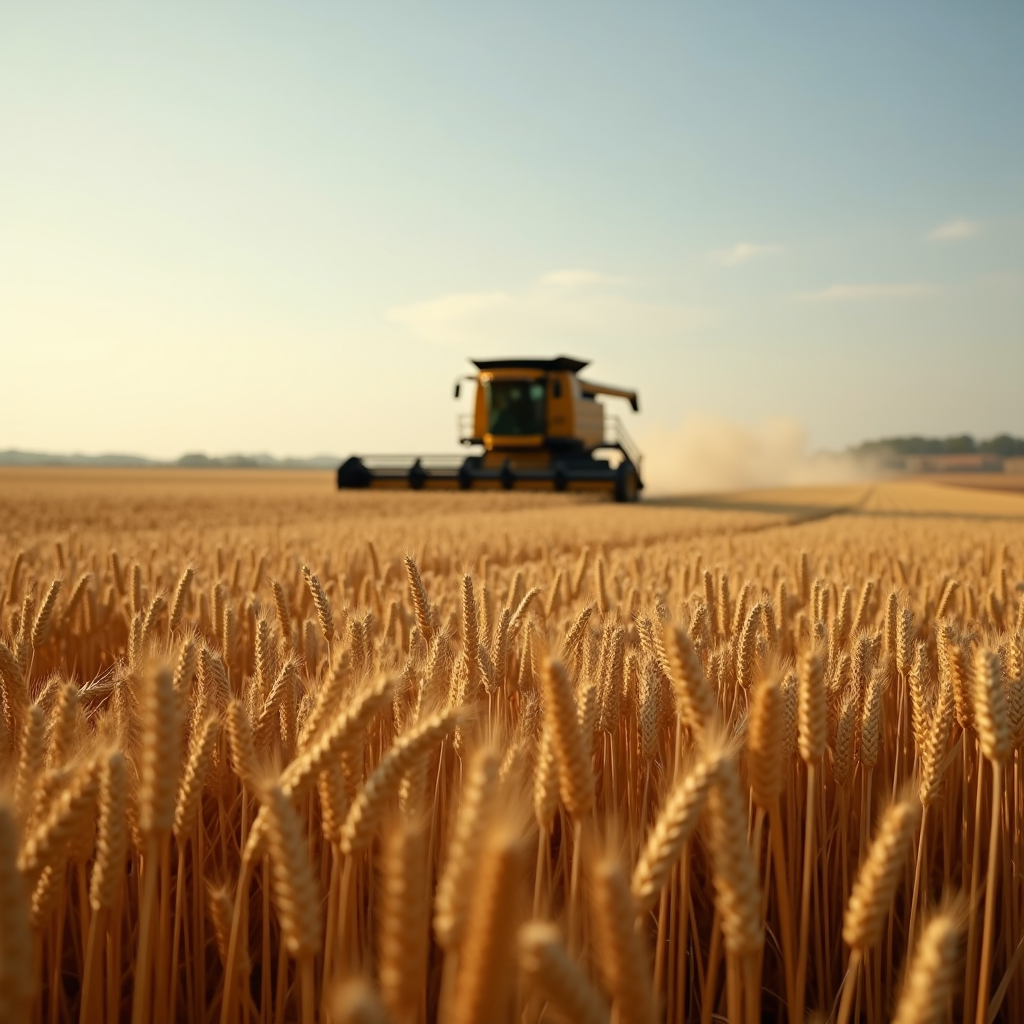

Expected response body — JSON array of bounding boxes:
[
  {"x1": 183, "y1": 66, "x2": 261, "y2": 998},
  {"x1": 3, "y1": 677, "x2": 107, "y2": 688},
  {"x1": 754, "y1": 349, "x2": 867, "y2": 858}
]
[{"x1": 1, "y1": 2, "x2": 1022, "y2": 462}]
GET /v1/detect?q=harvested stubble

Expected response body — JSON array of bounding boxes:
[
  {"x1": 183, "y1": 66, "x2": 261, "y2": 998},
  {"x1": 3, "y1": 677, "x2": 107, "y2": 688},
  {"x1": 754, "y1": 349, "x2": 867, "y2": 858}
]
[{"x1": 1, "y1": 481, "x2": 1024, "y2": 1024}]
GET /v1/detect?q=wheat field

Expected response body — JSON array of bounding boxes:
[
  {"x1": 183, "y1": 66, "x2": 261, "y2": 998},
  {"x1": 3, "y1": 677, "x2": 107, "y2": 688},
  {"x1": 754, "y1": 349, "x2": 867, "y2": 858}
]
[{"x1": 2, "y1": 469, "x2": 1024, "y2": 1024}]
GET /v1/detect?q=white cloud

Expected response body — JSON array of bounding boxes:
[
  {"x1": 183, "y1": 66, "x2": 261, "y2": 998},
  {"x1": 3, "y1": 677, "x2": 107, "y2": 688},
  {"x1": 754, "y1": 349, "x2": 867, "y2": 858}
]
[
  {"x1": 638, "y1": 412, "x2": 879, "y2": 496},
  {"x1": 929, "y1": 219, "x2": 980, "y2": 241},
  {"x1": 791, "y1": 282, "x2": 937, "y2": 302},
  {"x1": 388, "y1": 271, "x2": 711, "y2": 348},
  {"x1": 538, "y1": 269, "x2": 628, "y2": 288},
  {"x1": 709, "y1": 242, "x2": 784, "y2": 266}
]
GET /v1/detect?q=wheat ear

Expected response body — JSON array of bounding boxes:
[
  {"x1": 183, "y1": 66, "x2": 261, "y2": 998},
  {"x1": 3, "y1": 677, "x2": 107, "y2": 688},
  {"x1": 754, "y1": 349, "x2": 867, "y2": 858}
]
[
  {"x1": 89, "y1": 750, "x2": 128, "y2": 911},
  {"x1": 734, "y1": 602, "x2": 762, "y2": 691},
  {"x1": 892, "y1": 910, "x2": 966, "y2": 1024},
  {"x1": 907, "y1": 642, "x2": 931, "y2": 752},
  {"x1": 590, "y1": 847, "x2": 658, "y2": 1024},
  {"x1": 459, "y1": 573, "x2": 484, "y2": 689},
  {"x1": 403, "y1": 556, "x2": 434, "y2": 644},
  {"x1": 851, "y1": 578, "x2": 874, "y2": 635},
  {"x1": 17, "y1": 755, "x2": 100, "y2": 882},
  {"x1": 340, "y1": 705, "x2": 460, "y2": 855},
  {"x1": 434, "y1": 745, "x2": 499, "y2": 949},
  {"x1": 262, "y1": 780, "x2": 321, "y2": 1024},
  {"x1": 226, "y1": 699, "x2": 261, "y2": 789},
  {"x1": 209, "y1": 882, "x2": 249, "y2": 975},
  {"x1": 540, "y1": 657, "x2": 594, "y2": 819},
  {"x1": 326, "y1": 978, "x2": 390, "y2": 1024},
  {"x1": 253, "y1": 613, "x2": 276, "y2": 692},
  {"x1": 0, "y1": 639, "x2": 28, "y2": 740},
  {"x1": 708, "y1": 755, "x2": 764, "y2": 956},
  {"x1": 935, "y1": 578, "x2": 959, "y2": 620},
  {"x1": 131, "y1": 667, "x2": 179, "y2": 1024},
  {"x1": 517, "y1": 920, "x2": 610, "y2": 1024},
  {"x1": 748, "y1": 678, "x2": 784, "y2": 809},
  {"x1": 448, "y1": 822, "x2": 524, "y2": 1024},
  {"x1": 837, "y1": 796, "x2": 921, "y2": 1024},
  {"x1": 129, "y1": 563, "x2": 142, "y2": 616},
  {"x1": 282, "y1": 675, "x2": 393, "y2": 801},
  {"x1": 81, "y1": 750, "x2": 127, "y2": 1024},
  {"x1": 794, "y1": 648, "x2": 824, "y2": 1024},
  {"x1": 509, "y1": 587, "x2": 542, "y2": 636},
  {"x1": 271, "y1": 580, "x2": 292, "y2": 650},
  {"x1": 302, "y1": 565, "x2": 336, "y2": 644},
  {"x1": 845, "y1": 797, "x2": 921, "y2": 949},
  {"x1": 490, "y1": 606, "x2": 511, "y2": 692},
  {"x1": 667, "y1": 625, "x2": 718, "y2": 740},
  {"x1": 562, "y1": 605, "x2": 595, "y2": 674},
  {"x1": 748, "y1": 673, "x2": 798, "y2": 1013},
  {"x1": 254, "y1": 658, "x2": 298, "y2": 752},
  {"x1": 13, "y1": 705, "x2": 45, "y2": 826},
  {"x1": 533, "y1": 723, "x2": 560, "y2": 834},
  {"x1": 173, "y1": 637, "x2": 197, "y2": 700},
  {"x1": 168, "y1": 566, "x2": 194, "y2": 632},
  {"x1": 632, "y1": 750, "x2": 720, "y2": 916},
  {"x1": 31, "y1": 578, "x2": 62, "y2": 648},
  {"x1": 260, "y1": 781, "x2": 321, "y2": 957},
  {"x1": 46, "y1": 681, "x2": 79, "y2": 768},
  {"x1": 174, "y1": 715, "x2": 219, "y2": 842},
  {"x1": 378, "y1": 819, "x2": 429, "y2": 1023},
  {"x1": 141, "y1": 591, "x2": 165, "y2": 642},
  {"x1": 972, "y1": 647, "x2": 1010, "y2": 1024}
]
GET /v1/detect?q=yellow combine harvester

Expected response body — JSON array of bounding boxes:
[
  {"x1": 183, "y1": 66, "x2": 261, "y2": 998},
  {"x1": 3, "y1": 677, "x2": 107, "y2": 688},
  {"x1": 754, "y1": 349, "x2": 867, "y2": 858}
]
[{"x1": 337, "y1": 356, "x2": 644, "y2": 501}]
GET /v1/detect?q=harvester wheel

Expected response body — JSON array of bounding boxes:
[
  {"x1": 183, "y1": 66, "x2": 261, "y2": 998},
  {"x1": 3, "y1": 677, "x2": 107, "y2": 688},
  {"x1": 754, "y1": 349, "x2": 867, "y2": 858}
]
[
  {"x1": 337, "y1": 457, "x2": 371, "y2": 489},
  {"x1": 408, "y1": 459, "x2": 427, "y2": 490},
  {"x1": 614, "y1": 462, "x2": 639, "y2": 503}
]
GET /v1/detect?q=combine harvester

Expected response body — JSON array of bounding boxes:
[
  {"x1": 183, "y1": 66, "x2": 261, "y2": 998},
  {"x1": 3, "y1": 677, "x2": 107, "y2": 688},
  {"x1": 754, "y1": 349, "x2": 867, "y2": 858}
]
[{"x1": 338, "y1": 356, "x2": 644, "y2": 501}]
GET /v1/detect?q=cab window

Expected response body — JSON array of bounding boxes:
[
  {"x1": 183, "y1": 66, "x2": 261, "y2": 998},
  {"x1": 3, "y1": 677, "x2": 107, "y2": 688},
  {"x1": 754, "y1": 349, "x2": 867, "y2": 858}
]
[{"x1": 484, "y1": 380, "x2": 546, "y2": 436}]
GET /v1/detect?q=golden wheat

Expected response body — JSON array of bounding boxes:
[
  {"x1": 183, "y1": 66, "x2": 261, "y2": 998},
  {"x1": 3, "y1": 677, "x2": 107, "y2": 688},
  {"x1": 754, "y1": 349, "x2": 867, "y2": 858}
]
[{"x1": 1, "y1": 474, "x2": 1023, "y2": 1022}]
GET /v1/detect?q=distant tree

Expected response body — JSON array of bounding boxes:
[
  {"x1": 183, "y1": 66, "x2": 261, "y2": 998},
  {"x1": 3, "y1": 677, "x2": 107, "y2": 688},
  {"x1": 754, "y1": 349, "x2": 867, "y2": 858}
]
[
  {"x1": 978, "y1": 434, "x2": 1024, "y2": 457},
  {"x1": 942, "y1": 435, "x2": 977, "y2": 454},
  {"x1": 851, "y1": 434, "x2": 1024, "y2": 458}
]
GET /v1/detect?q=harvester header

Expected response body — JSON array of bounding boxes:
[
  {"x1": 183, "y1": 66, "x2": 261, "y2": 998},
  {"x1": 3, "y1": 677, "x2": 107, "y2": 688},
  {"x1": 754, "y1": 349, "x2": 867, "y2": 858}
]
[{"x1": 338, "y1": 355, "x2": 643, "y2": 501}]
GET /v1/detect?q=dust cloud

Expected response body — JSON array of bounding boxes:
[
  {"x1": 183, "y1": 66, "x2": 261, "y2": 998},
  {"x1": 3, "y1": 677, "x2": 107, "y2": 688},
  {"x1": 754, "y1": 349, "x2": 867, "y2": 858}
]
[{"x1": 636, "y1": 412, "x2": 879, "y2": 496}]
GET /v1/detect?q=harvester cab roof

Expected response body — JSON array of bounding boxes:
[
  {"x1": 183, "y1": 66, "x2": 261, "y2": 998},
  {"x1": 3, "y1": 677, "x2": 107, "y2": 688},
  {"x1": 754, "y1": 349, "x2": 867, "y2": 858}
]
[{"x1": 338, "y1": 355, "x2": 643, "y2": 501}]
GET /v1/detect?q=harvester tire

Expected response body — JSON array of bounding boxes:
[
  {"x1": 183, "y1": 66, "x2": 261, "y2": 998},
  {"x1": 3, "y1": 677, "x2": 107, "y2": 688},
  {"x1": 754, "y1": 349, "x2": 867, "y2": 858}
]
[
  {"x1": 615, "y1": 462, "x2": 639, "y2": 503},
  {"x1": 337, "y1": 457, "x2": 371, "y2": 489},
  {"x1": 408, "y1": 460, "x2": 427, "y2": 490}
]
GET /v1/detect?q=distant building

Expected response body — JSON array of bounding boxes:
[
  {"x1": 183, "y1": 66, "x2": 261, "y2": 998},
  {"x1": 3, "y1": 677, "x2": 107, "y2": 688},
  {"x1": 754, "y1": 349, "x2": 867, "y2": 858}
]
[
  {"x1": 852, "y1": 434, "x2": 1024, "y2": 473},
  {"x1": 903, "y1": 453, "x2": 1004, "y2": 473}
]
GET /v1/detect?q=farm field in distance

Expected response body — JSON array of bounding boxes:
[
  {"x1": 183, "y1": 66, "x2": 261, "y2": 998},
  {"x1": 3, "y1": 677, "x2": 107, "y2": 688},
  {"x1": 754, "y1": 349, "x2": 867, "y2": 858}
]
[{"x1": 2, "y1": 467, "x2": 1024, "y2": 1023}]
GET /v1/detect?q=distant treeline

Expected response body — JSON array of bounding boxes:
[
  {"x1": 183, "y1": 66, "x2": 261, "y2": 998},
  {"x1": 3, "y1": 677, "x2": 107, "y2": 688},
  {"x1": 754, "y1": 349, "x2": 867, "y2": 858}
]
[
  {"x1": 0, "y1": 450, "x2": 341, "y2": 469},
  {"x1": 852, "y1": 434, "x2": 1024, "y2": 458}
]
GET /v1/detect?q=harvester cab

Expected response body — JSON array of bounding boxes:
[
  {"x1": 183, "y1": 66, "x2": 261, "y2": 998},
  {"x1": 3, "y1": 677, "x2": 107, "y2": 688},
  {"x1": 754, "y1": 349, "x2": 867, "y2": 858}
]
[{"x1": 338, "y1": 356, "x2": 644, "y2": 501}]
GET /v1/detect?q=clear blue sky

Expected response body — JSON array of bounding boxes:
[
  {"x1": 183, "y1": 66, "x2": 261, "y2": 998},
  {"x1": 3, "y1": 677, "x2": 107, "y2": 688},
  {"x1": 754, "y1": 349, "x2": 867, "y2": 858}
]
[{"x1": 2, "y1": 2, "x2": 1021, "y2": 459}]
